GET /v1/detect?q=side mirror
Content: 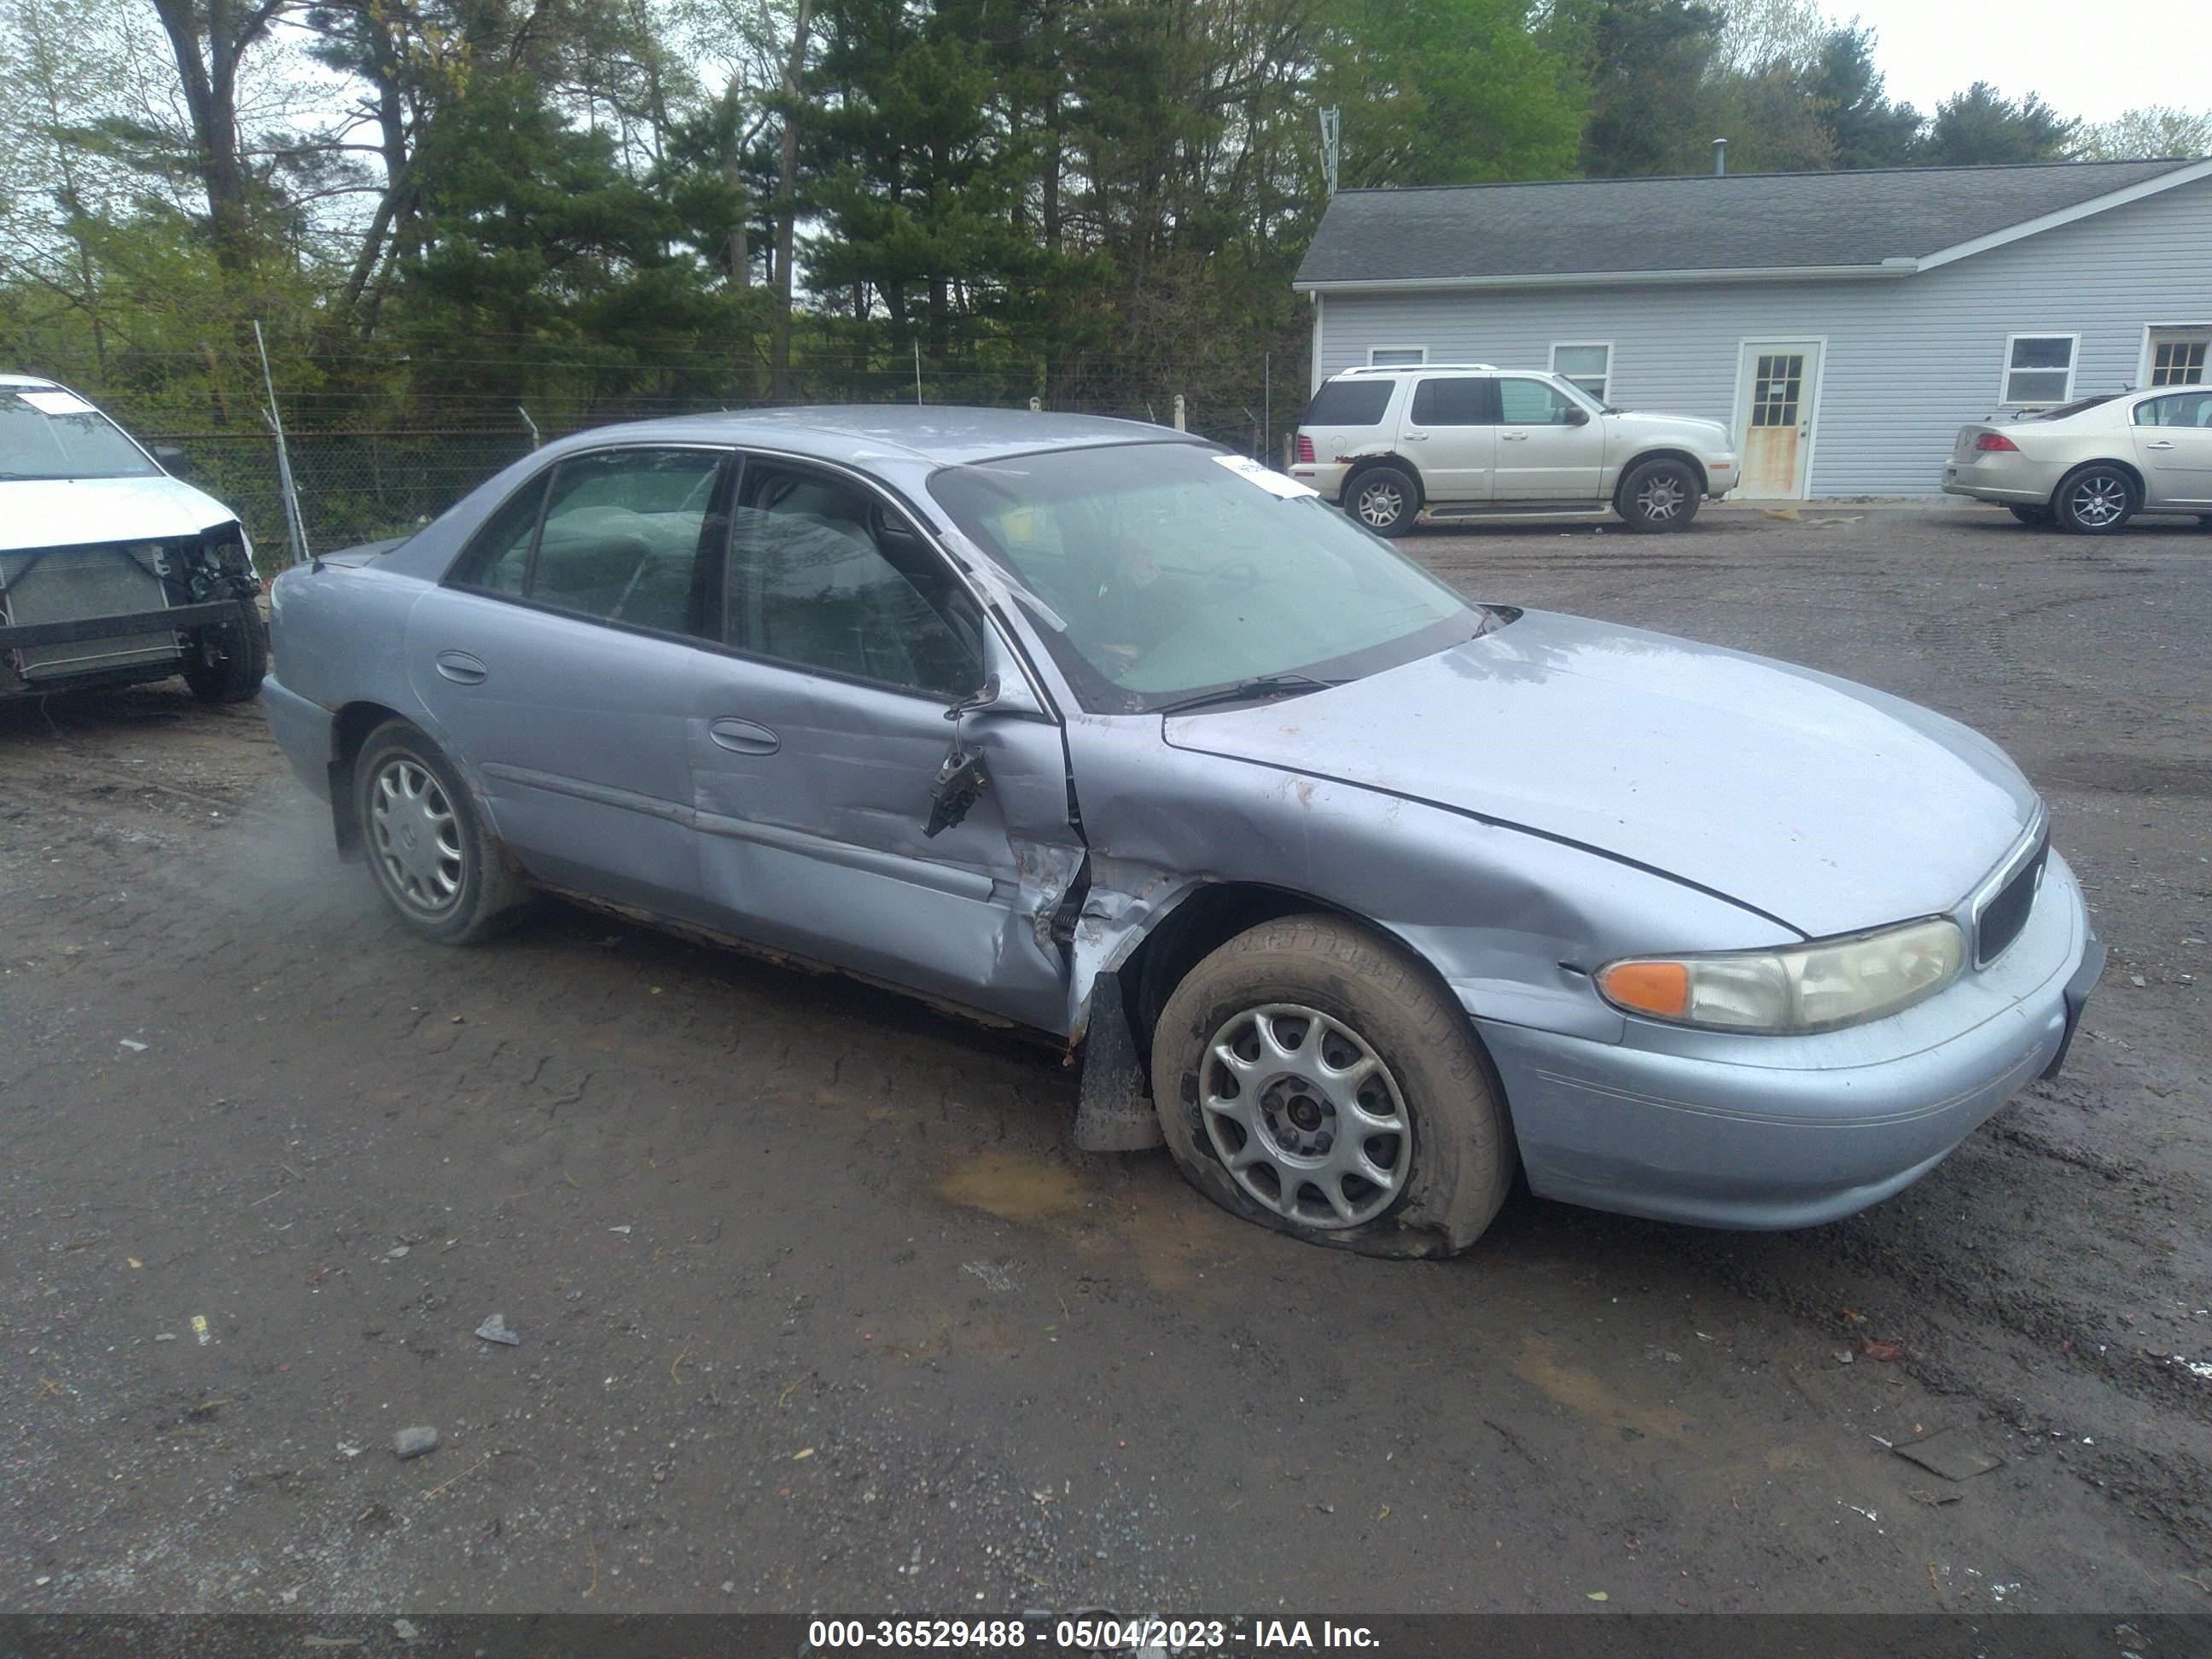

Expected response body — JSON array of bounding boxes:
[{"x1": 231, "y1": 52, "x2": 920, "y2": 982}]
[
  {"x1": 151, "y1": 444, "x2": 192, "y2": 477},
  {"x1": 944, "y1": 673, "x2": 1000, "y2": 722},
  {"x1": 1564, "y1": 406, "x2": 1591, "y2": 427}
]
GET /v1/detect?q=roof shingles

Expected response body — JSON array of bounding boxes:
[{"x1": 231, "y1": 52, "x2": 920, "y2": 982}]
[{"x1": 1294, "y1": 160, "x2": 2200, "y2": 288}]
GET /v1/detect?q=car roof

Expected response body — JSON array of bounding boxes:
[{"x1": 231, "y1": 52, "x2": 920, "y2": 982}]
[
  {"x1": 541, "y1": 405, "x2": 1209, "y2": 469},
  {"x1": 1331, "y1": 364, "x2": 1500, "y2": 378},
  {"x1": 1, "y1": 373, "x2": 61, "y2": 390}
]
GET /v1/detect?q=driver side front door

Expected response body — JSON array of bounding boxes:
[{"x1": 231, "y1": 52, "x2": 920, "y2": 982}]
[{"x1": 686, "y1": 457, "x2": 1080, "y2": 1033}]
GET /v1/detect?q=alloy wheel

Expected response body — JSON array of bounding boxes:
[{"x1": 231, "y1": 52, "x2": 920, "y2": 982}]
[
  {"x1": 370, "y1": 758, "x2": 465, "y2": 914},
  {"x1": 1356, "y1": 481, "x2": 1405, "y2": 530},
  {"x1": 2067, "y1": 473, "x2": 2128, "y2": 528},
  {"x1": 1199, "y1": 1003, "x2": 1412, "y2": 1228},
  {"x1": 1636, "y1": 474, "x2": 1685, "y2": 521}
]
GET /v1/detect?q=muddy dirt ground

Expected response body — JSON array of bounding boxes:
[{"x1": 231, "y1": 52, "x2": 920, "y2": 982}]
[{"x1": 3, "y1": 504, "x2": 2209, "y2": 1618}]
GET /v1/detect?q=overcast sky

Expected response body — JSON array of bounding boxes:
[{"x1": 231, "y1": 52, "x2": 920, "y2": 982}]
[{"x1": 1847, "y1": 0, "x2": 2212, "y2": 124}]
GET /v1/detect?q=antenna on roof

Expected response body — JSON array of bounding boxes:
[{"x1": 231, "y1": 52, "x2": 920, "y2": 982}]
[
  {"x1": 1713, "y1": 137, "x2": 1728, "y2": 177},
  {"x1": 1319, "y1": 107, "x2": 1341, "y2": 196}
]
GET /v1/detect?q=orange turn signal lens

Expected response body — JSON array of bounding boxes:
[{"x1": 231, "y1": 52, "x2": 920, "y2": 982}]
[{"x1": 1597, "y1": 960, "x2": 1691, "y2": 1018}]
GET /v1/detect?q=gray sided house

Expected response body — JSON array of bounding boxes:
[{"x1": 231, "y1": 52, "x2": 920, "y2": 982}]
[{"x1": 1294, "y1": 160, "x2": 2212, "y2": 499}]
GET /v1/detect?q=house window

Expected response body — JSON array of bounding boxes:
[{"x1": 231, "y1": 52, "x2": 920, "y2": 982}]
[
  {"x1": 2149, "y1": 329, "x2": 2209, "y2": 386},
  {"x1": 2001, "y1": 335, "x2": 2077, "y2": 405},
  {"x1": 1366, "y1": 346, "x2": 1426, "y2": 367},
  {"x1": 1551, "y1": 343, "x2": 1611, "y2": 401}
]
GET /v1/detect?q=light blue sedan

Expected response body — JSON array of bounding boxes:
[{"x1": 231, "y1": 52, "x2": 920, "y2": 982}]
[{"x1": 263, "y1": 409, "x2": 2104, "y2": 1256}]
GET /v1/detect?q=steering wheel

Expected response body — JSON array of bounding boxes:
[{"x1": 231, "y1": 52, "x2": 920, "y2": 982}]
[{"x1": 1199, "y1": 558, "x2": 1262, "y2": 594}]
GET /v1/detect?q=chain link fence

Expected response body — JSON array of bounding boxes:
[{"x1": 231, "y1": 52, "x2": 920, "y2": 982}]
[
  {"x1": 147, "y1": 427, "x2": 541, "y2": 574},
  {"x1": 153, "y1": 400, "x2": 1287, "y2": 578}
]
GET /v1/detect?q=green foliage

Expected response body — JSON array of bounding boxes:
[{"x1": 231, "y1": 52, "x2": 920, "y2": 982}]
[{"x1": 1917, "y1": 83, "x2": 2077, "y2": 167}]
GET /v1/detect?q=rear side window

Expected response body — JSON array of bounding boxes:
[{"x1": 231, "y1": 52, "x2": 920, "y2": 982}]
[
  {"x1": 450, "y1": 446, "x2": 729, "y2": 637},
  {"x1": 1302, "y1": 381, "x2": 1393, "y2": 428},
  {"x1": 2135, "y1": 391, "x2": 2212, "y2": 428},
  {"x1": 1409, "y1": 377, "x2": 1494, "y2": 426}
]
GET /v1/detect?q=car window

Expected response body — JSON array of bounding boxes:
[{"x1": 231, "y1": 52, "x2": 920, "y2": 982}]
[
  {"x1": 0, "y1": 387, "x2": 160, "y2": 480},
  {"x1": 1497, "y1": 378, "x2": 1579, "y2": 426},
  {"x1": 2136, "y1": 391, "x2": 2212, "y2": 428},
  {"x1": 1301, "y1": 381, "x2": 1393, "y2": 427},
  {"x1": 456, "y1": 474, "x2": 548, "y2": 597},
  {"x1": 525, "y1": 449, "x2": 725, "y2": 634},
  {"x1": 725, "y1": 463, "x2": 982, "y2": 700},
  {"x1": 1408, "y1": 377, "x2": 1494, "y2": 427}
]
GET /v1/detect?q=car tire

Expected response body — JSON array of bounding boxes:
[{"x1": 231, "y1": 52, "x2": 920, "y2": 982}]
[
  {"x1": 2052, "y1": 464, "x2": 2138, "y2": 535},
  {"x1": 1347, "y1": 466, "x2": 1418, "y2": 538},
  {"x1": 354, "y1": 720, "x2": 535, "y2": 945},
  {"x1": 180, "y1": 597, "x2": 268, "y2": 702},
  {"x1": 1149, "y1": 914, "x2": 1514, "y2": 1258},
  {"x1": 1615, "y1": 457, "x2": 1702, "y2": 533},
  {"x1": 2007, "y1": 504, "x2": 2055, "y2": 527}
]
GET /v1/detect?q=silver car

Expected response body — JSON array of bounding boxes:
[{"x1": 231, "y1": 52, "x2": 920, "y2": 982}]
[
  {"x1": 263, "y1": 409, "x2": 2103, "y2": 1256},
  {"x1": 1942, "y1": 384, "x2": 2212, "y2": 533}
]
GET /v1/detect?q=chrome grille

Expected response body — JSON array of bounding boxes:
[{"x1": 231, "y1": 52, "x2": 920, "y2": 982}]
[
  {"x1": 2, "y1": 544, "x2": 179, "y2": 678},
  {"x1": 1974, "y1": 835, "x2": 2047, "y2": 967}
]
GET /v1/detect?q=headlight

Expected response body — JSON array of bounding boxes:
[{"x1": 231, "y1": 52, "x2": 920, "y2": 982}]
[{"x1": 1597, "y1": 917, "x2": 1965, "y2": 1033}]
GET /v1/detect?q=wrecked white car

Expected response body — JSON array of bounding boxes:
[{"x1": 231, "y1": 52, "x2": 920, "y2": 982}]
[
  {"x1": 261, "y1": 410, "x2": 2100, "y2": 1256},
  {"x1": 1, "y1": 375, "x2": 264, "y2": 701}
]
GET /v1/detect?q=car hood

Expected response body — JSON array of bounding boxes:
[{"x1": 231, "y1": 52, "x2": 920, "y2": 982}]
[
  {"x1": 0, "y1": 474, "x2": 241, "y2": 550},
  {"x1": 1606, "y1": 409, "x2": 1732, "y2": 447},
  {"x1": 1161, "y1": 609, "x2": 2038, "y2": 938}
]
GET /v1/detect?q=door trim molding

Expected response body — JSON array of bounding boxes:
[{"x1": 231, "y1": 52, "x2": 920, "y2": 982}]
[
  {"x1": 1728, "y1": 335, "x2": 1829, "y2": 500},
  {"x1": 478, "y1": 760, "x2": 999, "y2": 903}
]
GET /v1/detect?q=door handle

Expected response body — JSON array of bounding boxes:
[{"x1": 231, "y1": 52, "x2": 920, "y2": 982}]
[
  {"x1": 1500, "y1": 431, "x2": 1529, "y2": 441},
  {"x1": 434, "y1": 650, "x2": 487, "y2": 685},
  {"x1": 708, "y1": 717, "x2": 779, "y2": 755},
  {"x1": 2145, "y1": 439, "x2": 2177, "y2": 451},
  {"x1": 1402, "y1": 431, "x2": 1428, "y2": 441}
]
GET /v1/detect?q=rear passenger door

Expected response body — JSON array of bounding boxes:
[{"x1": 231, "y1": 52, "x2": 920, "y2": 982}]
[
  {"x1": 1401, "y1": 376, "x2": 1498, "y2": 504},
  {"x1": 2133, "y1": 389, "x2": 2212, "y2": 506},
  {"x1": 1491, "y1": 376, "x2": 1604, "y2": 500},
  {"x1": 407, "y1": 444, "x2": 732, "y2": 917},
  {"x1": 685, "y1": 457, "x2": 1077, "y2": 1033}
]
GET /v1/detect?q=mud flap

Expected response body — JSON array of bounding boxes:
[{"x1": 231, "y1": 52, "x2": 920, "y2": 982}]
[{"x1": 1073, "y1": 973, "x2": 1164, "y2": 1152}]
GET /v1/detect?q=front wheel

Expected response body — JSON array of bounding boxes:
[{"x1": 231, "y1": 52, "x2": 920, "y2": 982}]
[
  {"x1": 1149, "y1": 915, "x2": 1513, "y2": 1257},
  {"x1": 1346, "y1": 466, "x2": 1418, "y2": 538},
  {"x1": 1615, "y1": 458, "x2": 1702, "y2": 533},
  {"x1": 2052, "y1": 464, "x2": 2138, "y2": 534},
  {"x1": 2008, "y1": 504, "x2": 2055, "y2": 527},
  {"x1": 354, "y1": 721, "x2": 534, "y2": 945},
  {"x1": 180, "y1": 597, "x2": 268, "y2": 702}
]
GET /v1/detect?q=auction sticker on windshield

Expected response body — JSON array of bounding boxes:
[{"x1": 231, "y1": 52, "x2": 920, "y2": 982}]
[
  {"x1": 17, "y1": 389, "x2": 97, "y2": 416},
  {"x1": 1213, "y1": 453, "x2": 1318, "y2": 499}
]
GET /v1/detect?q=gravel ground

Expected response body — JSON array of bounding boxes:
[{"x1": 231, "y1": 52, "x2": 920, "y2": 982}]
[{"x1": 2, "y1": 501, "x2": 2208, "y2": 1618}]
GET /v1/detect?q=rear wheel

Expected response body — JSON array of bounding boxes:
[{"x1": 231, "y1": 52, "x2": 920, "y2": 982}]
[
  {"x1": 1149, "y1": 914, "x2": 1513, "y2": 1257},
  {"x1": 1616, "y1": 457, "x2": 1702, "y2": 533},
  {"x1": 180, "y1": 597, "x2": 268, "y2": 702},
  {"x1": 354, "y1": 720, "x2": 534, "y2": 945},
  {"x1": 1347, "y1": 465, "x2": 1417, "y2": 538},
  {"x1": 2052, "y1": 464, "x2": 2137, "y2": 534},
  {"x1": 2007, "y1": 504, "x2": 2055, "y2": 527}
]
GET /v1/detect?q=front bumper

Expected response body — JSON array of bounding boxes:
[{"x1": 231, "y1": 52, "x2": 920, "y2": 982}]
[{"x1": 1475, "y1": 852, "x2": 2100, "y2": 1230}]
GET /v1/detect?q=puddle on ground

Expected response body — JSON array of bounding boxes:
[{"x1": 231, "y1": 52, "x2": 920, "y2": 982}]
[
  {"x1": 934, "y1": 1149, "x2": 1088, "y2": 1223},
  {"x1": 1511, "y1": 1336, "x2": 1690, "y2": 1444}
]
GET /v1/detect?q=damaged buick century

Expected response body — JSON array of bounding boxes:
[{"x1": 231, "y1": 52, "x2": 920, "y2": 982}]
[
  {"x1": 1, "y1": 375, "x2": 264, "y2": 701},
  {"x1": 261, "y1": 409, "x2": 2103, "y2": 1256}
]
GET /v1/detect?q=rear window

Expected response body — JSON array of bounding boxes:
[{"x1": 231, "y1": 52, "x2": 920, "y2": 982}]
[
  {"x1": 1302, "y1": 381, "x2": 1393, "y2": 428},
  {"x1": 2026, "y1": 394, "x2": 2120, "y2": 422}
]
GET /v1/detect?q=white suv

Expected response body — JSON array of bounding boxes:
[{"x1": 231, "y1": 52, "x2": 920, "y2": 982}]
[{"x1": 1293, "y1": 364, "x2": 1738, "y2": 535}]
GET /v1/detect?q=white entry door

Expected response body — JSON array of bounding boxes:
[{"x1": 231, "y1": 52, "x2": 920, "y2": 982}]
[{"x1": 1735, "y1": 341, "x2": 1823, "y2": 498}]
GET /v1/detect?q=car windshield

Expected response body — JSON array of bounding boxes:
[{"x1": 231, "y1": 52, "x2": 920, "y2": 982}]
[
  {"x1": 928, "y1": 442, "x2": 1490, "y2": 713},
  {"x1": 0, "y1": 387, "x2": 160, "y2": 480}
]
